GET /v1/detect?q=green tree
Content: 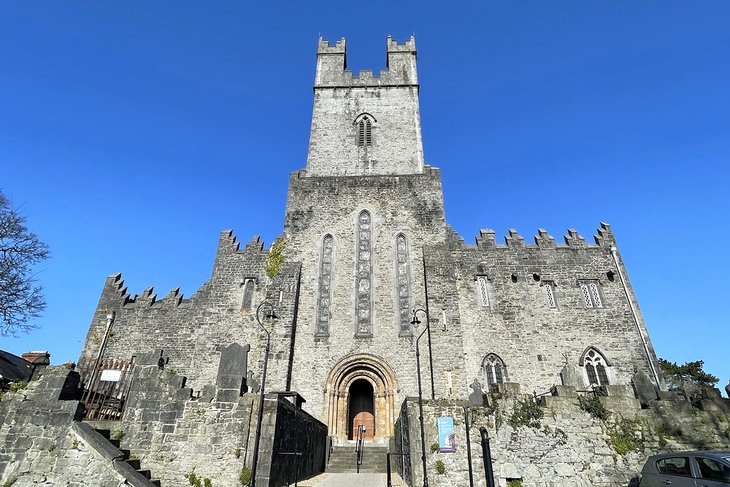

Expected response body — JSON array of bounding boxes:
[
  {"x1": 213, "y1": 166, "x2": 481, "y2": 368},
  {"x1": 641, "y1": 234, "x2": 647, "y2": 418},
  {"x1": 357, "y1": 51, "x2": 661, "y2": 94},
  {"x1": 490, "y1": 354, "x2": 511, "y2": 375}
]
[
  {"x1": 0, "y1": 190, "x2": 49, "y2": 336},
  {"x1": 659, "y1": 358, "x2": 719, "y2": 389}
]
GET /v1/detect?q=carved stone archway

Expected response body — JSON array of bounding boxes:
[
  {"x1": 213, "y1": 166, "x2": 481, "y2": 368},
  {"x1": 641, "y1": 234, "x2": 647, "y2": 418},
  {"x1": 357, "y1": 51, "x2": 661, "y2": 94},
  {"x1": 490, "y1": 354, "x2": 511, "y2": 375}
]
[{"x1": 324, "y1": 354, "x2": 398, "y2": 441}]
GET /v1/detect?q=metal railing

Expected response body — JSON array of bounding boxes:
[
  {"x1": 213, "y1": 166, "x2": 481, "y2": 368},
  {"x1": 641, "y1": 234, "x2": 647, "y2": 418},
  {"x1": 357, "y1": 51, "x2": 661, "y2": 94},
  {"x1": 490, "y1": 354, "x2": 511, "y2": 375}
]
[
  {"x1": 79, "y1": 359, "x2": 134, "y2": 421},
  {"x1": 386, "y1": 452, "x2": 410, "y2": 487},
  {"x1": 277, "y1": 452, "x2": 302, "y2": 487},
  {"x1": 355, "y1": 425, "x2": 366, "y2": 473}
]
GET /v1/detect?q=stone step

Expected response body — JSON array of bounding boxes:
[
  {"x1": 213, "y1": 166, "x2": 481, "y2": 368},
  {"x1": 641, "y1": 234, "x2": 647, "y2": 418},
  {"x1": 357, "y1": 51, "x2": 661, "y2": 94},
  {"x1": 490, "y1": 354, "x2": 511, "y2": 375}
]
[{"x1": 327, "y1": 445, "x2": 389, "y2": 474}]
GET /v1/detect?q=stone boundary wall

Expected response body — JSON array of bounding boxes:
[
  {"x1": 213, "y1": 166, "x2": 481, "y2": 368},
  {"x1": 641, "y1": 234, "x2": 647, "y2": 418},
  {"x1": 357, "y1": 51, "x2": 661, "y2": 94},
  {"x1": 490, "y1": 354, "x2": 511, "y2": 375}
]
[
  {"x1": 394, "y1": 387, "x2": 730, "y2": 487},
  {"x1": 115, "y1": 351, "x2": 326, "y2": 487},
  {"x1": 0, "y1": 366, "x2": 126, "y2": 486}
]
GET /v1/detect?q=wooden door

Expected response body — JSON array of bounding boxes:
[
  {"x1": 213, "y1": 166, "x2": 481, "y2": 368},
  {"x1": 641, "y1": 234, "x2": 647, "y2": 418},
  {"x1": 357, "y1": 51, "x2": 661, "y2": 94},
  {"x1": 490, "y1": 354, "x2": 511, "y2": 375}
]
[{"x1": 352, "y1": 411, "x2": 375, "y2": 440}]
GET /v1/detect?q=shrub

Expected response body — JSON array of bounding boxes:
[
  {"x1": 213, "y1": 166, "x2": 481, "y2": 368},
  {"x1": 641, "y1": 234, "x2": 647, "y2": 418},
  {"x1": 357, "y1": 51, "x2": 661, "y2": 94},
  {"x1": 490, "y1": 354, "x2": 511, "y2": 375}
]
[
  {"x1": 578, "y1": 395, "x2": 611, "y2": 422},
  {"x1": 9, "y1": 381, "x2": 28, "y2": 392},
  {"x1": 508, "y1": 397, "x2": 543, "y2": 429},
  {"x1": 239, "y1": 466, "x2": 252, "y2": 486},
  {"x1": 435, "y1": 460, "x2": 445, "y2": 475}
]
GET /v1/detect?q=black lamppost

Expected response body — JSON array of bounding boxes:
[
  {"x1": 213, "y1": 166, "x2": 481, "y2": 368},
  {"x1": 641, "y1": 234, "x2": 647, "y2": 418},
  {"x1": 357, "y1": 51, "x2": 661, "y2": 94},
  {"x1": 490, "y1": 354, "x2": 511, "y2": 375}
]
[
  {"x1": 250, "y1": 300, "x2": 278, "y2": 487},
  {"x1": 479, "y1": 427, "x2": 496, "y2": 487},
  {"x1": 411, "y1": 308, "x2": 431, "y2": 487},
  {"x1": 412, "y1": 304, "x2": 435, "y2": 400}
]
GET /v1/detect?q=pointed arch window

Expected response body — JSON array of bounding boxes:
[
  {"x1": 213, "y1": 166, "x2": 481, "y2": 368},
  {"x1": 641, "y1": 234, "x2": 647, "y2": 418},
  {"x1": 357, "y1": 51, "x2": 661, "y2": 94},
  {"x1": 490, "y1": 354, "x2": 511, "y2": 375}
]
[
  {"x1": 481, "y1": 353, "x2": 507, "y2": 389},
  {"x1": 355, "y1": 114, "x2": 373, "y2": 147},
  {"x1": 316, "y1": 235, "x2": 334, "y2": 336},
  {"x1": 581, "y1": 347, "x2": 611, "y2": 386}
]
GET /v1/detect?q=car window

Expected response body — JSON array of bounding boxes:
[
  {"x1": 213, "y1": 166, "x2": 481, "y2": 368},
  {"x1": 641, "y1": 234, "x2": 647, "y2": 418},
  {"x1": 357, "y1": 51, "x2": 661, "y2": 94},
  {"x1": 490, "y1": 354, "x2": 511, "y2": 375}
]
[
  {"x1": 657, "y1": 457, "x2": 692, "y2": 477},
  {"x1": 695, "y1": 457, "x2": 730, "y2": 482}
]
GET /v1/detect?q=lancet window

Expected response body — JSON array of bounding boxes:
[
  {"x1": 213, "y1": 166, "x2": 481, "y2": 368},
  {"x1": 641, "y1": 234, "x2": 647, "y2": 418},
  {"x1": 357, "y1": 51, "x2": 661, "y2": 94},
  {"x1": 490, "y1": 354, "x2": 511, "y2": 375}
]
[
  {"x1": 316, "y1": 235, "x2": 334, "y2": 336},
  {"x1": 356, "y1": 211, "x2": 372, "y2": 335},
  {"x1": 395, "y1": 234, "x2": 411, "y2": 334},
  {"x1": 356, "y1": 115, "x2": 373, "y2": 147},
  {"x1": 242, "y1": 278, "x2": 255, "y2": 311}
]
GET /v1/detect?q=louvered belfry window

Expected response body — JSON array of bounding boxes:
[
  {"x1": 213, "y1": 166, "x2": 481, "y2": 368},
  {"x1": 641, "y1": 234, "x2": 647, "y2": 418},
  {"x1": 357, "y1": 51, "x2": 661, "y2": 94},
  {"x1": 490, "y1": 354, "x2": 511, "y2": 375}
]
[{"x1": 357, "y1": 116, "x2": 372, "y2": 147}]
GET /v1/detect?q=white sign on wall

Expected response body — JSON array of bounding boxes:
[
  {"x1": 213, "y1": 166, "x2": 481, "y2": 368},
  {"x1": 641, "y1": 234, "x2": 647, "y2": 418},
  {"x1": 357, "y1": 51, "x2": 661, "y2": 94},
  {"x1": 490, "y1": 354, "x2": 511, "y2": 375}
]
[{"x1": 100, "y1": 369, "x2": 122, "y2": 382}]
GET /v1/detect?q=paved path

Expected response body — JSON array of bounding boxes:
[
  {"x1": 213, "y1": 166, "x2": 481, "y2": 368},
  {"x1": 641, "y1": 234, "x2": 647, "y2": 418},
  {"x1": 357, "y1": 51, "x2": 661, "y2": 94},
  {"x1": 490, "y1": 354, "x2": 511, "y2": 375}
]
[{"x1": 311, "y1": 473, "x2": 386, "y2": 487}]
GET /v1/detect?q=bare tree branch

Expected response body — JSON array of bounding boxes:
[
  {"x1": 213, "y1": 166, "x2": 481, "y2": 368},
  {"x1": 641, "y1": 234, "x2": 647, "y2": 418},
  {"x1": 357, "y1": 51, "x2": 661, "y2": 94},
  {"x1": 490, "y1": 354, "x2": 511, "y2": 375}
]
[{"x1": 0, "y1": 190, "x2": 49, "y2": 336}]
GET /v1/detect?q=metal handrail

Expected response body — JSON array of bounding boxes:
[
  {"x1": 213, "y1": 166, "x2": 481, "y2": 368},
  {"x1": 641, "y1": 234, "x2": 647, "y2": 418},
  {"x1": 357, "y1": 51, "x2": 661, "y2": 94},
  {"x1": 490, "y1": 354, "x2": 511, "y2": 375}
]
[
  {"x1": 386, "y1": 452, "x2": 410, "y2": 487},
  {"x1": 355, "y1": 425, "x2": 365, "y2": 473}
]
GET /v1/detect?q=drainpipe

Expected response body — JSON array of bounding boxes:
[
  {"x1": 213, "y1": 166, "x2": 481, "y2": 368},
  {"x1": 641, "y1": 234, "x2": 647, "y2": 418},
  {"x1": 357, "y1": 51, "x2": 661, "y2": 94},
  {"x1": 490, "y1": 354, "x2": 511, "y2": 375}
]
[
  {"x1": 84, "y1": 312, "x2": 115, "y2": 398},
  {"x1": 609, "y1": 246, "x2": 661, "y2": 389}
]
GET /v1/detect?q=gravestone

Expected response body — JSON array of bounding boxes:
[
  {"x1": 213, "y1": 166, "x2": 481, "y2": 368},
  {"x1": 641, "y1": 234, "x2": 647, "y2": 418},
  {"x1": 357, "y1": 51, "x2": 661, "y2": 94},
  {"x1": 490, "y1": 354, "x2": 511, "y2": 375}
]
[
  {"x1": 631, "y1": 369, "x2": 658, "y2": 408},
  {"x1": 560, "y1": 364, "x2": 580, "y2": 388},
  {"x1": 215, "y1": 343, "x2": 250, "y2": 403},
  {"x1": 469, "y1": 379, "x2": 483, "y2": 406}
]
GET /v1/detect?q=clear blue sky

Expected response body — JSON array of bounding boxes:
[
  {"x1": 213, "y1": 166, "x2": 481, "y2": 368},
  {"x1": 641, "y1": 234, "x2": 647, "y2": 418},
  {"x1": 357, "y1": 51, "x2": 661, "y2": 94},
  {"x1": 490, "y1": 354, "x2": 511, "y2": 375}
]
[{"x1": 2, "y1": 2, "x2": 728, "y2": 393}]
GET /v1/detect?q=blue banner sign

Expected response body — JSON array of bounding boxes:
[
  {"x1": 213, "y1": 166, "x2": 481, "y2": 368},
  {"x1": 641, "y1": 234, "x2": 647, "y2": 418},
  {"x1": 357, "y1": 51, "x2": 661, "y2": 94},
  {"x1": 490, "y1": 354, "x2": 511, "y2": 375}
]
[{"x1": 437, "y1": 416, "x2": 456, "y2": 453}]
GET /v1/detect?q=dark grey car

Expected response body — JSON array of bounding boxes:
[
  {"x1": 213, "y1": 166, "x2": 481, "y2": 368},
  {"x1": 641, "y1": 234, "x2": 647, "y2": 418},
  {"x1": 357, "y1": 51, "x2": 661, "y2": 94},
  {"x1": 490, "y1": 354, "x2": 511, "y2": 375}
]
[{"x1": 640, "y1": 451, "x2": 730, "y2": 486}]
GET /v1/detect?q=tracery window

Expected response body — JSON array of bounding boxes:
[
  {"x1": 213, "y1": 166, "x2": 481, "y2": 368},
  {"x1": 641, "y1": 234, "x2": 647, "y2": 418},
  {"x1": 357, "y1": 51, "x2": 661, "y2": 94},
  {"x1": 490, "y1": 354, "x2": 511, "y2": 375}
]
[
  {"x1": 316, "y1": 235, "x2": 334, "y2": 336},
  {"x1": 481, "y1": 353, "x2": 506, "y2": 389},
  {"x1": 356, "y1": 211, "x2": 372, "y2": 335},
  {"x1": 395, "y1": 234, "x2": 411, "y2": 334},
  {"x1": 356, "y1": 115, "x2": 373, "y2": 147},
  {"x1": 579, "y1": 280, "x2": 603, "y2": 308},
  {"x1": 582, "y1": 347, "x2": 610, "y2": 386}
]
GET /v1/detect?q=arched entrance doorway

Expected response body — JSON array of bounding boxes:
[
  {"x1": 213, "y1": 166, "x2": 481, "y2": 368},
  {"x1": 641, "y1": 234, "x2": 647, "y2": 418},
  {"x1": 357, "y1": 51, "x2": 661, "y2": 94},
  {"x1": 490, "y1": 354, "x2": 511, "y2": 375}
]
[
  {"x1": 348, "y1": 379, "x2": 374, "y2": 440},
  {"x1": 324, "y1": 354, "x2": 398, "y2": 442}
]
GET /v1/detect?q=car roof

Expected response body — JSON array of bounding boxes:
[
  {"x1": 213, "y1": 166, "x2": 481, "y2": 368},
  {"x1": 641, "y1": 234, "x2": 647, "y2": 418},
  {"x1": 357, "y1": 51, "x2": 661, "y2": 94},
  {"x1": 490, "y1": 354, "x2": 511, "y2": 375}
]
[{"x1": 648, "y1": 451, "x2": 730, "y2": 459}]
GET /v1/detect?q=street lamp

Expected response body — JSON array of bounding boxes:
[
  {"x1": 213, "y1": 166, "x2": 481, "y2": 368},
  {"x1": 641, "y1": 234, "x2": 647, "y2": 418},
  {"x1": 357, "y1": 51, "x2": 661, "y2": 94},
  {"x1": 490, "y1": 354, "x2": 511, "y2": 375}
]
[
  {"x1": 250, "y1": 300, "x2": 278, "y2": 487},
  {"x1": 411, "y1": 308, "x2": 431, "y2": 487},
  {"x1": 411, "y1": 306, "x2": 435, "y2": 400}
]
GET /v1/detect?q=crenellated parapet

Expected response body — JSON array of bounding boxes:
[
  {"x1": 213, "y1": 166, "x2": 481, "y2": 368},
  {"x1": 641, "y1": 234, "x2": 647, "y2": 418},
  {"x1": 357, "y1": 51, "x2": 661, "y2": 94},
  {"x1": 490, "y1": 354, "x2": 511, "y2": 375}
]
[
  {"x1": 594, "y1": 222, "x2": 616, "y2": 248},
  {"x1": 315, "y1": 35, "x2": 418, "y2": 87},
  {"x1": 475, "y1": 228, "x2": 497, "y2": 249},
  {"x1": 534, "y1": 228, "x2": 556, "y2": 248},
  {"x1": 467, "y1": 224, "x2": 619, "y2": 251},
  {"x1": 216, "y1": 229, "x2": 241, "y2": 255},
  {"x1": 564, "y1": 228, "x2": 586, "y2": 248},
  {"x1": 101, "y1": 272, "x2": 131, "y2": 304},
  {"x1": 505, "y1": 228, "x2": 525, "y2": 248}
]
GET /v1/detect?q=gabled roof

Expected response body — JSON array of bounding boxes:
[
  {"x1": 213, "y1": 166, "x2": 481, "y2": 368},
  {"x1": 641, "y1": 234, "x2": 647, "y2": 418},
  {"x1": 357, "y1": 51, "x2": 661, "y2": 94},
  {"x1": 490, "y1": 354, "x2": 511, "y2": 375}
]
[{"x1": 0, "y1": 350, "x2": 34, "y2": 383}]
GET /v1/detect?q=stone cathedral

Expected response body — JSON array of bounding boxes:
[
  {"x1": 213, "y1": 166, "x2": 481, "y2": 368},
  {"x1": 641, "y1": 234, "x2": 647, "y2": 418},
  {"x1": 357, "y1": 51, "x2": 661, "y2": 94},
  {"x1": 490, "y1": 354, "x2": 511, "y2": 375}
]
[
  {"x1": 11, "y1": 35, "x2": 726, "y2": 487},
  {"x1": 79, "y1": 35, "x2": 663, "y2": 442}
]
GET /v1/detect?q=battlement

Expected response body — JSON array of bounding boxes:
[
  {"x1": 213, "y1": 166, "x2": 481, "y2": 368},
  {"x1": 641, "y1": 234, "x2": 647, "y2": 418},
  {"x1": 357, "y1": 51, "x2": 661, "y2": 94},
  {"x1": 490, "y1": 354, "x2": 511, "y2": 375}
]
[
  {"x1": 473, "y1": 223, "x2": 617, "y2": 251},
  {"x1": 317, "y1": 37, "x2": 346, "y2": 54},
  {"x1": 315, "y1": 35, "x2": 418, "y2": 87},
  {"x1": 386, "y1": 35, "x2": 416, "y2": 53}
]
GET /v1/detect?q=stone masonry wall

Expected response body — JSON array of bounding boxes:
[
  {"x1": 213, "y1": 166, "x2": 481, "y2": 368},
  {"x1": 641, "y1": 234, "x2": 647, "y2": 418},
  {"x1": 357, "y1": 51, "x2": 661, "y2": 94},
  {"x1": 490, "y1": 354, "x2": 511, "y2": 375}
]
[
  {"x1": 284, "y1": 168, "x2": 448, "y2": 421},
  {"x1": 0, "y1": 366, "x2": 126, "y2": 486},
  {"x1": 423, "y1": 224, "x2": 662, "y2": 400},
  {"x1": 395, "y1": 390, "x2": 730, "y2": 487},
  {"x1": 115, "y1": 351, "x2": 326, "y2": 487},
  {"x1": 307, "y1": 36, "x2": 424, "y2": 176},
  {"x1": 78, "y1": 231, "x2": 302, "y2": 396}
]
